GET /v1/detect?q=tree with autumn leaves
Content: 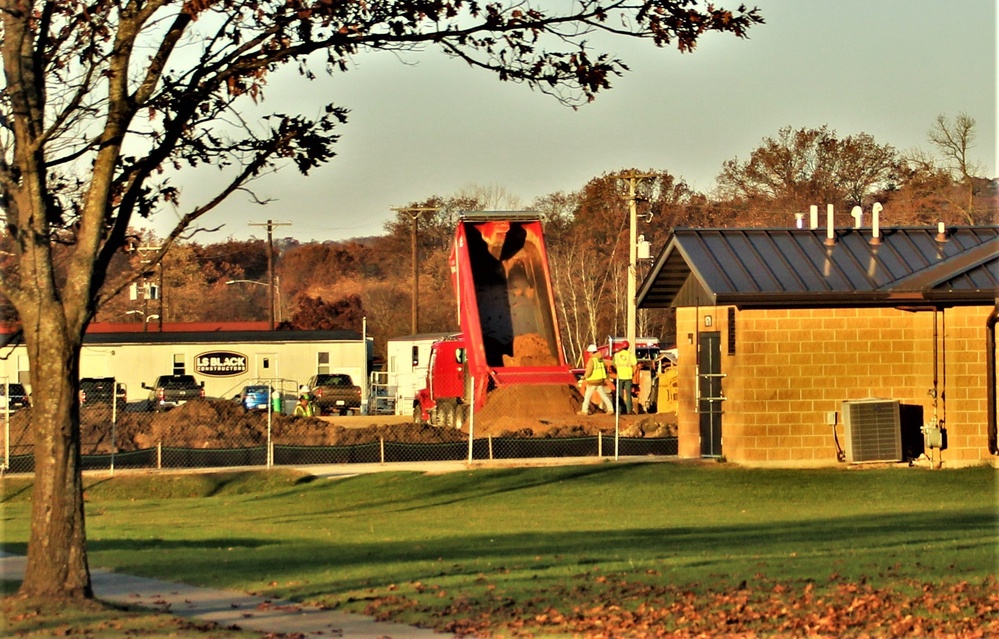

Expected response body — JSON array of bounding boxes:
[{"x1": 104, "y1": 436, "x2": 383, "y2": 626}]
[{"x1": 0, "y1": 0, "x2": 766, "y2": 599}]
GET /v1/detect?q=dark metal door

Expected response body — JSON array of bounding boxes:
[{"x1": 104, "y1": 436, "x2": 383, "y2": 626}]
[{"x1": 698, "y1": 332, "x2": 724, "y2": 457}]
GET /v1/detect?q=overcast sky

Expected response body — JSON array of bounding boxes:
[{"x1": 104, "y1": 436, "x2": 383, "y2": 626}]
[{"x1": 149, "y1": 0, "x2": 997, "y2": 243}]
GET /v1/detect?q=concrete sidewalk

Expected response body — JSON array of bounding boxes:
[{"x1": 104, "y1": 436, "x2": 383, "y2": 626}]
[{"x1": 1, "y1": 553, "x2": 454, "y2": 638}]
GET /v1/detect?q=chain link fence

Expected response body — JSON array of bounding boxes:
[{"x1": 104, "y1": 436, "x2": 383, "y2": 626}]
[{"x1": 1, "y1": 376, "x2": 678, "y2": 474}]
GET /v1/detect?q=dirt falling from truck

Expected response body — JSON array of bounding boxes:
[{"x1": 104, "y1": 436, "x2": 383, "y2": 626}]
[{"x1": 501, "y1": 333, "x2": 558, "y2": 367}]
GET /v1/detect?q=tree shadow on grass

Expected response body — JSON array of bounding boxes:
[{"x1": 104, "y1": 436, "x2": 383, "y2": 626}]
[
  {"x1": 82, "y1": 507, "x2": 997, "y2": 598},
  {"x1": 272, "y1": 462, "x2": 657, "y2": 518}
]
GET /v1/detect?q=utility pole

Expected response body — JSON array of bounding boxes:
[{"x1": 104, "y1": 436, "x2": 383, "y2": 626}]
[
  {"x1": 391, "y1": 207, "x2": 438, "y2": 334},
  {"x1": 249, "y1": 220, "x2": 291, "y2": 330},
  {"x1": 618, "y1": 170, "x2": 654, "y2": 358},
  {"x1": 134, "y1": 245, "x2": 163, "y2": 332}
]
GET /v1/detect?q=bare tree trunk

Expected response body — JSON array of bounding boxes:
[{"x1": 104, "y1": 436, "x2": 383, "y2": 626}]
[{"x1": 18, "y1": 307, "x2": 92, "y2": 599}]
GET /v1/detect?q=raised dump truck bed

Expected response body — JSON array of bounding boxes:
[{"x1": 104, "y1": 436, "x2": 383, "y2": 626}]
[{"x1": 415, "y1": 212, "x2": 577, "y2": 428}]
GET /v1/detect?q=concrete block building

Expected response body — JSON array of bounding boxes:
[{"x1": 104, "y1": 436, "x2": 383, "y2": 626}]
[{"x1": 637, "y1": 225, "x2": 998, "y2": 467}]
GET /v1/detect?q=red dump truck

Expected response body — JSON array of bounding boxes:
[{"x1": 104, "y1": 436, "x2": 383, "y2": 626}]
[{"x1": 414, "y1": 212, "x2": 577, "y2": 428}]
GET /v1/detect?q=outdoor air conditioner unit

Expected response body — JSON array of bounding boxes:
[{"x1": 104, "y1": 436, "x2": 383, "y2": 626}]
[{"x1": 841, "y1": 398, "x2": 903, "y2": 463}]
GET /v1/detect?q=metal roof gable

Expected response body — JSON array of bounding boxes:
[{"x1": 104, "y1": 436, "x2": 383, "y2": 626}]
[{"x1": 637, "y1": 226, "x2": 999, "y2": 309}]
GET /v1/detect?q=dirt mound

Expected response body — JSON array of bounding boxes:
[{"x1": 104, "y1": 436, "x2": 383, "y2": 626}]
[
  {"x1": 464, "y1": 384, "x2": 676, "y2": 439},
  {"x1": 472, "y1": 383, "x2": 578, "y2": 436},
  {"x1": 2, "y1": 396, "x2": 676, "y2": 456},
  {"x1": 114, "y1": 400, "x2": 468, "y2": 450},
  {"x1": 475, "y1": 384, "x2": 580, "y2": 421},
  {"x1": 470, "y1": 410, "x2": 676, "y2": 439}
]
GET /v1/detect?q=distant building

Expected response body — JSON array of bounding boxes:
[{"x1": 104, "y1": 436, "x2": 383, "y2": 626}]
[{"x1": 0, "y1": 322, "x2": 370, "y2": 412}]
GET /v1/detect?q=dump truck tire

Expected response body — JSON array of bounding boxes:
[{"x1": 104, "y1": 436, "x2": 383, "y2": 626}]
[{"x1": 453, "y1": 404, "x2": 467, "y2": 430}]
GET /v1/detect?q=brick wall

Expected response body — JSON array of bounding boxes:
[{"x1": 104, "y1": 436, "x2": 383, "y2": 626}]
[{"x1": 675, "y1": 305, "x2": 996, "y2": 466}]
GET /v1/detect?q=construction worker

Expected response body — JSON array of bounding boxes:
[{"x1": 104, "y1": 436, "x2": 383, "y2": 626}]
[
  {"x1": 294, "y1": 384, "x2": 315, "y2": 417},
  {"x1": 580, "y1": 344, "x2": 614, "y2": 415},
  {"x1": 613, "y1": 340, "x2": 638, "y2": 414}
]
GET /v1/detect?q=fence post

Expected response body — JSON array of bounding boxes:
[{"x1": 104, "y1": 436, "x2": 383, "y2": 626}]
[
  {"x1": 467, "y1": 377, "x2": 475, "y2": 464},
  {"x1": 598, "y1": 432, "x2": 602, "y2": 458},
  {"x1": 109, "y1": 390, "x2": 118, "y2": 475},
  {"x1": 1, "y1": 379, "x2": 8, "y2": 473},
  {"x1": 157, "y1": 441, "x2": 162, "y2": 469},
  {"x1": 380, "y1": 436, "x2": 385, "y2": 464},
  {"x1": 488, "y1": 435, "x2": 493, "y2": 461},
  {"x1": 267, "y1": 385, "x2": 274, "y2": 468},
  {"x1": 2, "y1": 403, "x2": 8, "y2": 474},
  {"x1": 615, "y1": 377, "x2": 620, "y2": 460}
]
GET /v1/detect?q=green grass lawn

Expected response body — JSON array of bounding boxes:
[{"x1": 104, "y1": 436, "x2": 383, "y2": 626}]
[{"x1": 3, "y1": 461, "x2": 997, "y2": 637}]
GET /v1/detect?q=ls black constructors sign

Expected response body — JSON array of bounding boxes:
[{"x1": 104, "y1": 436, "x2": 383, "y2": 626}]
[{"x1": 195, "y1": 351, "x2": 248, "y2": 377}]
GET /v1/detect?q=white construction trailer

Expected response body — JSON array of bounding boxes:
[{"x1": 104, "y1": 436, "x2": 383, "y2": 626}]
[{"x1": 381, "y1": 333, "x2": 452, "y2": 416}]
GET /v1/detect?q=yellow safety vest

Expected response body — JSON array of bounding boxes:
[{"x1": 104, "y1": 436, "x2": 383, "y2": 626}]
[
  {"x1": 613, "y1": 350, "x2": 636, "y2": 380},
  {"x1": 586, "y1": 357, "x2": 607, "y2": 383}
]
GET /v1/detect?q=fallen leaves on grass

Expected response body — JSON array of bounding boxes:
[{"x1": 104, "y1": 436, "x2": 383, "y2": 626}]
[{"x1": 356, "y1": 573, "x2": 998, "y2": 638}]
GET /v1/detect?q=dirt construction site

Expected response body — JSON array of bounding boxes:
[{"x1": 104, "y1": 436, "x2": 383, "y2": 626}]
[{"x1": 2, "y1": 384, "x2": 677, "y2": 456}]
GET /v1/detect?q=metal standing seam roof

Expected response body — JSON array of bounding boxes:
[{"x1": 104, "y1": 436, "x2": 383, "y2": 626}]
[{"x1": 637, "y1": 226, "x2": 999, "y2": 309}]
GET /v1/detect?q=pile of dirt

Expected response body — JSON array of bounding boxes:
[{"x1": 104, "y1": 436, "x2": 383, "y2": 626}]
[
  {"x1": 472, "y1": 410, "x2": 676, "y2": 439},
  {"x1": 2, "y1": 396, "x2": 676, "y2": 456},
  {"x1": 456, "y1": 383, "x2": 676, "y2": 439},
  {"x1": 472, "y1": 383, "x2": 580, "y2": 436},
  {"x1": 111, "y1": 401, "x2": 471, "y2": 451}
]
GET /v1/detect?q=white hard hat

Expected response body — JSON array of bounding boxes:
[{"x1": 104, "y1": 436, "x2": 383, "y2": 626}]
[{"x1": 587, "y1": 344, "x2": 598, "y2": 353}]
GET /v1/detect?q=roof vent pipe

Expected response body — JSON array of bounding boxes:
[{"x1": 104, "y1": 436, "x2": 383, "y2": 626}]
[
  {"x1": 936, "y1": 222, "x2": 948, "y2": 243},
  {"x1": 870, "y1": 202, "x2": 883, "y2": 246},
  {"x1": 851, "y1": 206, "x2": 863, "y2": 228},
  {"x1": 824, "y1": 204, "x2": 836, "y2": 246},
  {"x1": 795, "y1": 213, "x2": 805, "y2": 229},
  {"x1": 809, "y1": 204, "x2": 819, "y2": 229}
]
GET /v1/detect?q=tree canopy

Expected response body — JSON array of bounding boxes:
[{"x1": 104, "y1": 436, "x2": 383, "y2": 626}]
[{"x1": 716, "y1": 126, "x2": 899, "y2": 219}]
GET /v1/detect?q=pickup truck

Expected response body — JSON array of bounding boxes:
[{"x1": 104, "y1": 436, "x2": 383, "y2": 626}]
[
  {"x1": 142, "y1": 374, "x2": 205, "y2": 412},
  {"x1": 306, "y1": 373, "x2": 361, "y2": 416},
  {"x1": 79, "y1": 377, "x2": 127, "y2": 412},
  {"x1": 1, "y1": 382, "x2": 30, "y2": 412}
]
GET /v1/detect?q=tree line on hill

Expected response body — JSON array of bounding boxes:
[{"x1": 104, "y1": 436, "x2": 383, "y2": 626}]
[{"x1": 3, "y1": 118, "x2": 994, "y2": 365}]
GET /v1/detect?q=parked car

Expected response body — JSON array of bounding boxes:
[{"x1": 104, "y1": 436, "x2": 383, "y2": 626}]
[
  {"x1": 237, "y1": 385, "x2": 274, "y2": 411},
  {"x1": 0, "y1": 382, "x2": 30, "y2": 412},
  {"x1": 306, "y1": 373, "x2": 361, "y2": 416},
  {"x1": 79, "y1": 377, "x2": 127, "y2": 411},
  {"x1": 142, "y1": 374, "x2": 204, "y2": 411}
]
